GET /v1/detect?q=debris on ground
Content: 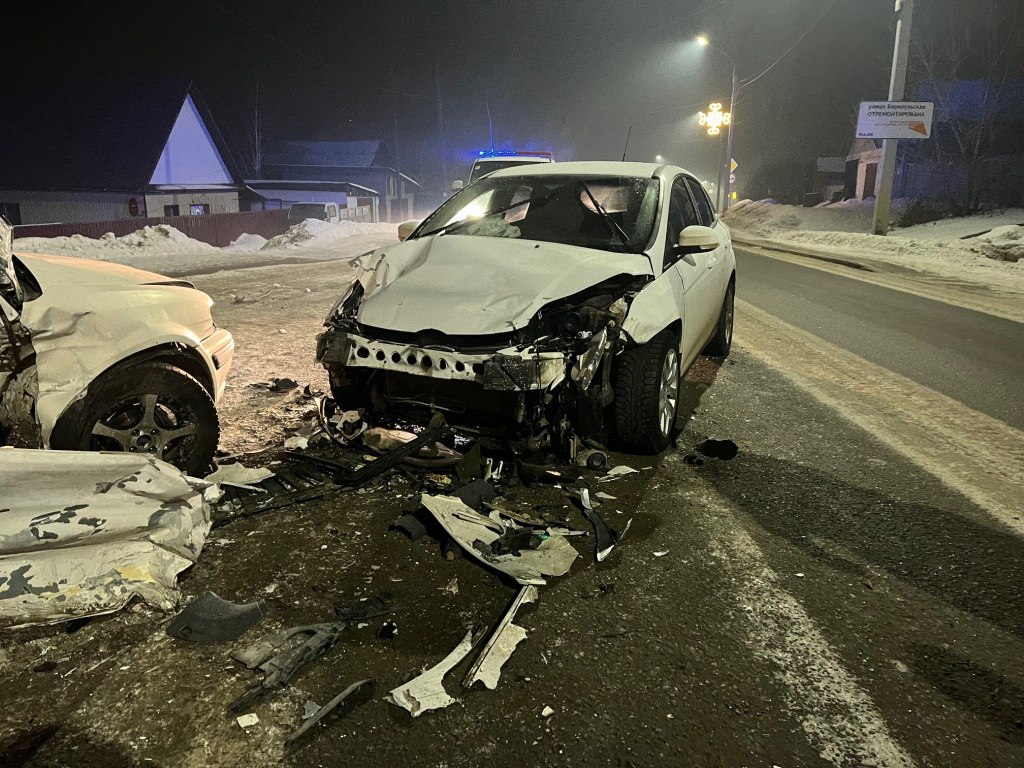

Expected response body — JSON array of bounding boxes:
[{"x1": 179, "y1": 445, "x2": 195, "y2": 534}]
[
  {"x1": 236, "y1": 713, "x2": 260, "y2": 729},
  {"x1": 165, "y1": 592, "x2": 268, "y2": 643},
  {"x1": 0, "y1": 448, "x2": 213, "y2": 628},
  {"x1": 333, "y1": 593, "x2": 395, "y2": 624},
  {"x1": 463, "y1": 585, "x2": 538, "y2": 690},
  {"x1": 420, "y1": 494, "x2": 579, "y2": 586},
  {"x1": 204, "y1": 462, "x2": 276, "y2": 487},
  {"x1": 285, "y1": 678, "x2": 375, "y2": 749},
  {"x1": 386, "y1": 626, "x2": 484, "y2": 717},
  {"x1": 229, "y1": 623, "x2": 350, "y2": 712},
  {"x1": 599, "y1": 464, "x2": 639, "y2": 481},
  {"x1": 376, "y1": 620, "x2": 399, "y2": 640},
  {"x1": 696, "y1": 438, "x2": 739, "y2": 460},
  {"x1": 576, "y1": 487, "x2": 632, "y2": 562},
  {"x1": 363, "y1": 426, "x2": 462, "y2": 468},
  {"x1": 249, "y1": 377, "x2": 300, "y2": 393},
  {"x1": 541, "y1": 705, "x2": 555, "y2": 718}
]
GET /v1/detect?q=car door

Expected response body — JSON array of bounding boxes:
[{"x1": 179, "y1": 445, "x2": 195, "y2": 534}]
[
  {"x1": 662, "y1": 175, "x2": 712, "y2": 366},
  {"x1": 684, "y1": 176, "x2": 730, "y2": 318}
]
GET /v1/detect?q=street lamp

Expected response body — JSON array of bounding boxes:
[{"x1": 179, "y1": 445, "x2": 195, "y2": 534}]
[{"x1": 696, "y1": 35, "x2": 738, "y2": 211}]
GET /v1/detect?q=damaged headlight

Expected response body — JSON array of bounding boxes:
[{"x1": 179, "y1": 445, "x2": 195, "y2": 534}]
[{"x1": 326, "y1": 279, "x2": 364, "y2": 323}]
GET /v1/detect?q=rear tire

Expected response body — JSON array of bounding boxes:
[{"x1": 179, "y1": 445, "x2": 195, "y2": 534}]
[
  {"x1": 703, "y1": 279, "x2": 735, "y2": 357},
  {"x1": 50, "y1": 362, "x2": 219, "y2": 476},
  {"x1": 612, "y1": 329, "x2": 680, "y2": 454}
]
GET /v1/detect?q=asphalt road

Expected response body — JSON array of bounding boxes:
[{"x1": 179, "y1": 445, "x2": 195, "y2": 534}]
[{"x1": 734, "y1": 246, "x2": 1024, "y2": 429}]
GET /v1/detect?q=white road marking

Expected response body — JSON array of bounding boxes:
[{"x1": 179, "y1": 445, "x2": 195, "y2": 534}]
[{"x1": 696, "y1": 483, "x2": 917, "y2": 768}]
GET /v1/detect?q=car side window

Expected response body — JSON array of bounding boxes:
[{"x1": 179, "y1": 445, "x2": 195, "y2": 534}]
[
  {"x1": 684, "y1": 177, "x2": 715, "y2": 226},
  {"x1": 664, "y1": 176, "x2": 700, "y2": 267}
]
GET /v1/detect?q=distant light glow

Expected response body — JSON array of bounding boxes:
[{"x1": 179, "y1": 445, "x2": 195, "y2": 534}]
[
  {"x1": 696, "y1": 34, "x2": 709, "y2": 46},
  {"x1": 698, "y1": 102, "x2": 731, "y2": 136}
]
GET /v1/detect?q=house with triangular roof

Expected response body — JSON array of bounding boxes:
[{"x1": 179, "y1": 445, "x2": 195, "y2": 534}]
[
  {"x1": 259, "y1": 140, "x2": 420, "y2": 222},
  {"x1": 0, "y1": 78, "x2": 246, "y2": 225}
]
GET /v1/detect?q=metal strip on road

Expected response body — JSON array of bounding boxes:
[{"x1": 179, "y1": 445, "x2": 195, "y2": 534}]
[{"x1": 734, "y1": 298, "x2": 1024, "y2": 537}]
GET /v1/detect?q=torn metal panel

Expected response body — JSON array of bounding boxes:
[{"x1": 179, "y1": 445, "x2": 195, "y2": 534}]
[
  {"x1": 386, "y1": 626, "x2": 482, "y2": 717},
  {"x1": 463, "y1": 585, "x2": 538, "y2": 690},
  {"x1": 204, "y1": 463, "x2": 275, "y2": 487},
  {"x1": 570, "y1": 327, "x2": 610, "y2": 390},
  {"x1": 0, "y1": 448, "x2": 212, "y2": 628},
  {"x1": 420, "y1": 494, "x2": 578, "y2": 586}
]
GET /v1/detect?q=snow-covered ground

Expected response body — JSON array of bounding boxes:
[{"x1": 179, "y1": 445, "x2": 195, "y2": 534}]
[
  {"x1": 722, "y1": 200, "x2": 1024, "y2": 296},
  {"x1": 13, "y1": 220, "x2": 398, "y2": 277}
]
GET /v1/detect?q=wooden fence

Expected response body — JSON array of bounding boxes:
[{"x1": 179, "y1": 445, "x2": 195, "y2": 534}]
[{"x1": 13, "y1": 210, "x2": 290, "y2": 248}]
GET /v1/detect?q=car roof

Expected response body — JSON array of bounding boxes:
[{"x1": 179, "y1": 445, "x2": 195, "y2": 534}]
[
  {"x1": 485, "y1": 160, "x2": 693, "y2": 179},
  {"x1": 473, "y1": 155, "x2": 552, "y2": 164}
]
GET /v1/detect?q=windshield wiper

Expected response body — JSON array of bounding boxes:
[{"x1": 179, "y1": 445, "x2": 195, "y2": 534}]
[{"x1": 579, "y1": 181, "x2": 630, "y2": 249}]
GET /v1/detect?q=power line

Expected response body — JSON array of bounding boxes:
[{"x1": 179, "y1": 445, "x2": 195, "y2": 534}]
[{"x1": 739, "y1": 0, "x2": 840, "y2": 89}]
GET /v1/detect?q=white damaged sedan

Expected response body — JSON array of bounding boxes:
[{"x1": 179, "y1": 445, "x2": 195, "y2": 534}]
[
  {"x1": 0, "y1": 219, "x2": 233, "y2": 474},
  {"x1": 317, "y1": 161, "x2": 735, "y2": 454}
]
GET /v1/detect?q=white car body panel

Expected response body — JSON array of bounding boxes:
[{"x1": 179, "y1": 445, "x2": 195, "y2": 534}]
[
  {"x1": 354, "y1": 235, "x2": 652, "y2": 336},
  {"x1": 12, "y1": 253, "x2": 228, "y2": 444}
]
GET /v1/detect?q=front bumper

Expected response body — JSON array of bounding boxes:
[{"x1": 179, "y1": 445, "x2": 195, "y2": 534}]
[
  {"x1": 200, "y1": 327, "x2": 234, "y2": 402},
  {"x1": 317, "y1": 329, "x2": 567, "y2": 392}
]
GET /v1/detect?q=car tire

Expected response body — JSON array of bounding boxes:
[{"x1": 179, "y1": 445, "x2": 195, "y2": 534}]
[
  {"x1": 613, "y1": 328, "x2": 680, "y2": 454},
  {"x1": 703, "y1": 278, "x2": 735, "y2": 357},
  {"x1": 50, "y1": 362, "x2": 219, "y2": 476}
]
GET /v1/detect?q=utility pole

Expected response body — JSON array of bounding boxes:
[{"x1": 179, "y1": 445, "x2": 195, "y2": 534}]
[
  {"x1": 435, "y1": 65, "x2": 448, "y2": 194},
  {"x1": 722, "y1": 65, "x2": 737, "y2": 211},
  {"x1": 872, "y1": 0, "x2": 915, "y2": 235}
]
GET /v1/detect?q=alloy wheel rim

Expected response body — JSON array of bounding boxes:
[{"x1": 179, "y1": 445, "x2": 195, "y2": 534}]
[
  {"x1": 659, "y1": 348, "x2": 679, "y2": 436},
  {"x1": 90, "y1": 393, "x2": 198, "y2": 464}
]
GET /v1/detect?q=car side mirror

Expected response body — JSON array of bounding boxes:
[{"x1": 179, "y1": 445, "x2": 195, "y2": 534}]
[
  {"x1": 675, "y1": 225, "x2": 720, "y2": 254},
  {"x1": 397, "y1": 219, "x2": 421, "y2": 241},
  {"x1": 451, "y1": 179, "x2": 464, "y2": 192}
]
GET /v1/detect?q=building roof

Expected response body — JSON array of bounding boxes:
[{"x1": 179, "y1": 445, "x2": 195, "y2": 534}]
[
  {"x1": 816, "y1": 157, "x2": 846, "y2": 174},
  {"x1": 0, "y1": 77, "x2": 244, "y2": 192},
  {"x1": 267, "y1": 140, "x2": 385, "y2": 168}
]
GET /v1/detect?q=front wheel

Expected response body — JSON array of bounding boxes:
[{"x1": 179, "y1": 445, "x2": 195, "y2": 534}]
[
  {"x1": 50, "y1": 362, "x2": 219, "y2": 476},
  {"x1": 703, "y1": 279, "x2": 735, "y2": 357},
  {"x1": 612, "y1": 329, "x2": 680, "y2": 454}
]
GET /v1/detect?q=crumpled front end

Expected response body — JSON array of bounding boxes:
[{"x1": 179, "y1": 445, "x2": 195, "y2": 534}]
[{"x1": 317, "y1": 265, "x2": 643, "y2": 450}]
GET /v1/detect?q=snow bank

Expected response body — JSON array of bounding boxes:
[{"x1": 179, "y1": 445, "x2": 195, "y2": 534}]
[
  {"x1": 261, "y1": 219, "x2": 397, "y2": 250},
  {"x1": 15, "y1": 224, "x2": 215, "y2": 257}
]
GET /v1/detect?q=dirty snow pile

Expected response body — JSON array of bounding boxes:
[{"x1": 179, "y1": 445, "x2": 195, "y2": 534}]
[
  {"x1": 723, "y1": 200, "x2": 1024, "y2": 293},
  {"x1": 261, "y1": 219, "x2": 396, "y2": 250},
  {"x1": 15, "y1": 224, "x2": 216, "y2": 257}
]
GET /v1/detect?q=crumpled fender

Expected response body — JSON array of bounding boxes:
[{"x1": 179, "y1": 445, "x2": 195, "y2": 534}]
[
  {"x1": 20, "y1": 286, "x2": 216, "y2": 444},
  {"x1": 620, "y1": 271, "x2": 684, "y2": 347}
]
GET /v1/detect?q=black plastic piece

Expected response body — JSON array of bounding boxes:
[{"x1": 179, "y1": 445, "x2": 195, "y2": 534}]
[{"x1": 166, "y1": 592, "x2": 268, "y2": 643}]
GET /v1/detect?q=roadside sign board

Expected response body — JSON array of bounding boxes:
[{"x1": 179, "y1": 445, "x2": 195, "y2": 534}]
[
  {"x1": 856, "y1": 101, "x2": 934, "y2": 139},
  {"x1": 729, "y1": 158, "x2": 738, "y2": 173}
]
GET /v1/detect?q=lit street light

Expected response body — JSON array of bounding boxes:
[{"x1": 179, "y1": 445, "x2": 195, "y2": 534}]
[{"x1": 696, "y1": 35, "x2": 738, "y2": 211}]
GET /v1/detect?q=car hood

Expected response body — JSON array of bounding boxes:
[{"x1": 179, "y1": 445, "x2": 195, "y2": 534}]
[
  {"x1": 16, "y1": 252, "x2": 195, "y2": 291},
  {"x1": 356, "y1": 235, "x2": 652, "y2": 335}
]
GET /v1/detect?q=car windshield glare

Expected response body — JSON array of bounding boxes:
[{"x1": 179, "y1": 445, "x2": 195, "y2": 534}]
[{"x1": 416, "y1": 174, "x2": 660, "y2": 254}]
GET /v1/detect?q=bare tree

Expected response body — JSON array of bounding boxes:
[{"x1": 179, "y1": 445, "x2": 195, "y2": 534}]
[
  {"x1": 909, "y1": 0, "x2": 1024, "y2": 210},
  {"x1": 247, "y1": 82, "x2": 265, "y2": 179}
]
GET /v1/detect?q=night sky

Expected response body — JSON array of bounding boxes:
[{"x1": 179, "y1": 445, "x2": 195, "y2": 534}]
[{"x1": 8, "y1": 1, "x2": 960, "y2": 199}]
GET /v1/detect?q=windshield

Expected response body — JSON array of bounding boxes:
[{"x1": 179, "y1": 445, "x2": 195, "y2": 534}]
[
  {"x1": 415, "y1": 174, "x2": 660, "y2": 254},
  {"x1": 469, "y1": 159, "x2": 547, "y2": 183}
]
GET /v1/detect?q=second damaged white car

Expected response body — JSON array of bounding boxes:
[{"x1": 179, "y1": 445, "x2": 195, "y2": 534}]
[
  {"x1": 0, "y1": 219, "x2": 233, "y2": 474},
  {"x1": 317, "y1": 161, "x2": 735, "y2": 454}
]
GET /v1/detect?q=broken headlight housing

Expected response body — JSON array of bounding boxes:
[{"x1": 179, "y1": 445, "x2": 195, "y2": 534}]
[{"x1": 327, "y1": 279, "x2": 364, "y2": 323}]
